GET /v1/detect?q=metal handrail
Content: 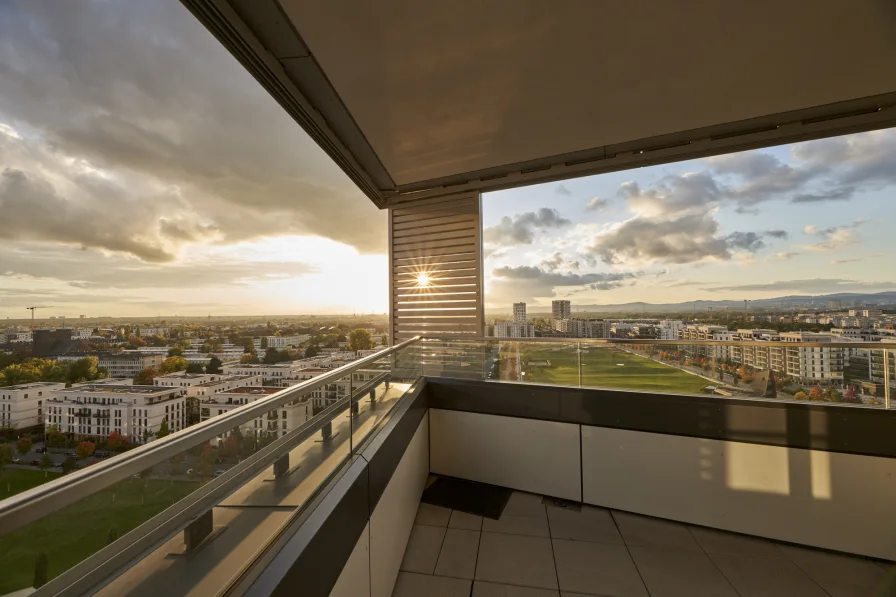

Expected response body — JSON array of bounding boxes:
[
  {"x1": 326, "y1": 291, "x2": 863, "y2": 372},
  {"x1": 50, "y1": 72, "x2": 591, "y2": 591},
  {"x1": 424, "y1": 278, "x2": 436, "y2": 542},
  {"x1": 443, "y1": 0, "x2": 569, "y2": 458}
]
[
  {"x1": 420, "y1": 335, "x2": 895, "y2": 349},
  {"x1": 0, "y1": 336, "x2": 420, "y2": 533}
]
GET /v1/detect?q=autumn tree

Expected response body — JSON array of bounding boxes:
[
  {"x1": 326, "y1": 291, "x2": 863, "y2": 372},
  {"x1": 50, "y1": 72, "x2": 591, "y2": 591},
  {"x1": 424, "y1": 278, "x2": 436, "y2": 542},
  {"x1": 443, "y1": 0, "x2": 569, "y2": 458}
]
[
  {"x1": 75, "y1": 441, "x2": 96, "y2": 461},
  {"x1": 809, "y1": 385, "x2": 824, "y2": 401},
  {"x1": 134, "y1": 367, "x2": 157, "y2": 385},
  {"x1": 159, "y1": 356, "x2": 188, "y2": 374},
  {"x1": 349, "y1": 329, "x2": 374, "y2": 351},
  {"x1": 794, "y1": 391, "x2": 809, "y2": 401},
  {"x1": 844, "y1": 386, "x2": 861, "y2": 404},
  {"x1": 106, "y1": 431, "x2": 124, "y2": 450},
  {"x1": 167, "y1": 346, "x2": 184, "y2": 357},
  {"x1": 16, "y1": 436, "x2": 33, "y2": 457}
]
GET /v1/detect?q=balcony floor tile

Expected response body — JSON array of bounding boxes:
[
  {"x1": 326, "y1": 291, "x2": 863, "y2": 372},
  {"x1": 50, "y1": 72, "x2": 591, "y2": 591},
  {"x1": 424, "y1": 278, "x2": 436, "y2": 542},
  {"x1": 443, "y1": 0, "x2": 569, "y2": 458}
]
[
  {"x1": 611, "y1": 511, "x2": 702, "y2": 552},
  {"x1": 476, "y1": 532, "x2": 558, "y2": 590},
  {"x1": 393, "y1": 571, "x2": 471, "y2": 597},
  {"x1": 473, "y1": 581, "x2": 559, "y2": 596},
  {"x1": 546, "y1": 504, "x2": 623, "y2": 544},
  {"x1": 777, "y1": 544, "x2": 892, "y2": 597},
  {"x1": 628, "y1": 545, "x2": 739, "y2": 597},
  {"x1": 552, "y1": 538, "x2": 648, "y2": 596},
  {"x1": 415, "y1": 502, "x2": 452, "y2": 527},
  {"x1": 449, "y1": 509, "x2": 483, "y2": 531},
  {"x1": 709, "y1": 552, "x2": 829, "y2": 597},
  {"x1": 435, "y1": 529, "x2": 480, "y2": 580},
  {"x1": 400, "y1": 524, "x2": 446, "y2": 574}
]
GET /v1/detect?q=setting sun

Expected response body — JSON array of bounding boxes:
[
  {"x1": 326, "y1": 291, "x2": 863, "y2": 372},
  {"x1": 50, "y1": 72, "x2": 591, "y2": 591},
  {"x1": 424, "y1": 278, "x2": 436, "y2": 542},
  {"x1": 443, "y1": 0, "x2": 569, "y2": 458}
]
[{"x1": 416, "y1": 273, "x2": 431, "y2": 287}]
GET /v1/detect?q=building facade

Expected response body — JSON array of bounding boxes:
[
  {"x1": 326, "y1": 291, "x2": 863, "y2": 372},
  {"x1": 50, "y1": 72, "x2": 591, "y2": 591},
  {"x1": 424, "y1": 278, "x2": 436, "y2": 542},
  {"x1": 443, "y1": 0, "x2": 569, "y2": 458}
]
[
  {"x1": 552, "y1": 300, "x2": 571, "y2": 321},
  {"x1": 0, "y1": 382, "x2": 62, "y2": 430},
  {"x1": 513, "y1": 303, "x2": 527, "y2": 323},
  {"x1": 98, "y1": 353, "x2": 165, "y2": 379},
  {"x1": 493, "y1": 321, "x2": 536, "y2": 338}
]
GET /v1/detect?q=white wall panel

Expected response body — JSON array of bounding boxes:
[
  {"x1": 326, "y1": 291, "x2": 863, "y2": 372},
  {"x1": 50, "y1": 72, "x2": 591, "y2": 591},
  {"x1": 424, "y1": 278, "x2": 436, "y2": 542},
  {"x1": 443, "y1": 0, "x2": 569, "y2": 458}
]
[
  {"x1": 328, "y1": 522, "x2": 370, "y2": 597},
  {"x1": 582, "y1": 426, "x2": 896, "y2": 560},
  {"x1": 369, "y1": 416, "x2": 429, "y2": 597},
  {"x1": 430, "y1": 409, "x2": 580, "y2": 501}
]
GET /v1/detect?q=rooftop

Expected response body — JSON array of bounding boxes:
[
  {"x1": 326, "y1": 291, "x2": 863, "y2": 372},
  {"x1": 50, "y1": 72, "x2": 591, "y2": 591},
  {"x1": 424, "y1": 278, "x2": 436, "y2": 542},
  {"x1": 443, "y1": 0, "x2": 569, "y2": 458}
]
[
  {"x1": 216, "y1": 386, "x2": 282, "y2": 395},
  {"x1": 54, "y1": 384, "x2": 176, "y2": 395}
]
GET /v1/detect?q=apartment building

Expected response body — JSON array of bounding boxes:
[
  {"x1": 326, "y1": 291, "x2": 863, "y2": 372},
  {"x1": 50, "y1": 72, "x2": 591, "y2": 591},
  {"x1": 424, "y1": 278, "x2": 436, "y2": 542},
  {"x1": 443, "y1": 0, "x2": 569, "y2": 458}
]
[
  {"x1": 554, "y1": 318, "x2": 607, "y2": 338},
  {"x1": 98, "y1": 352, "x2": 164, "y2": 379},
  {"x1": 493, "y1": 321, "x2": 536, "y2": 338},
  {"x1": 0, "y1": 382, "x2": 62, "y2": 430},
  {"x1": 137, "y1": 327, "x2": 169, "y2": 338},
  {"x1": 551, "y1": 300, "x2": 571, "y2": 321},
  {"x1": 284, "y1": 368, "x2": 386, "y2": 409},
  {"x1": 71, "y1": 329, "x2": 92, "y2": 340},
  {"x1": 221, "y1": 361, "x2": 304, "y2": 380},
  {"x1": 513, "y1": 302, "x2": 527, "y2": 323},
  {"x1": 46, "y1": 384, "x2": 187, "y2": 442},
  {"x1": 154, "y1": 371, "x2": 263, "y2": 397},
  {"x1": 199, "y1": 386, "x2": 312, "y2": 438},
  {"x1": 657, "y1": 320, "x2": 685, "y2": 340},
  {"x1": 252, "y1": 334, "x2": 311, "y2": 351}
]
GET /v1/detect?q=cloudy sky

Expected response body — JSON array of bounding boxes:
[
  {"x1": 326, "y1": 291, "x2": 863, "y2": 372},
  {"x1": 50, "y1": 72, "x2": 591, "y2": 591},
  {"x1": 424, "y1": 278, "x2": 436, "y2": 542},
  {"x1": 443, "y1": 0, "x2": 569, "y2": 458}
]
[{"x1": 1, "y1": 1, "x2": 894, "y2": 319}]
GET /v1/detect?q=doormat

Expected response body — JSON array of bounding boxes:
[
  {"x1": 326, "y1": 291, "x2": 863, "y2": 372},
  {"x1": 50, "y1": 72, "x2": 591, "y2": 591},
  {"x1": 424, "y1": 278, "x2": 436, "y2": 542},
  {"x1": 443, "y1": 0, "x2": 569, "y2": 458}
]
[{"x1": 421, "y1": 475, "x2": 512, "y2": 520}]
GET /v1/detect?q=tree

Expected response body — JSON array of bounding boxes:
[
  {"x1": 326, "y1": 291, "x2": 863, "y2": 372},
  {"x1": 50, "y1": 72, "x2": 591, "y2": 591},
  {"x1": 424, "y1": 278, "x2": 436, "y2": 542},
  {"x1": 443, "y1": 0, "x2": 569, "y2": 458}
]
[
  {"x1": 844, "y1": 385, "x2": 862, "y2": 404},
  {"x1": 75, "y1": 441, "x2": 96, "y2": 461},
  {"x1": 167, "y1": 346, "x2": 183, "y2": 357},
  {"x1": 381, "y1": 334, "x2": 388, "y2": 346},
  {"x1": 825, "y1": 386, "x2": 844, "y2": 403},
  {"x1": 260, "y1": 336, "x2": 269, "y2": 350},
  {"x1": 106, "y1": 431, "x2": 124, "y2": 450},
  {"x1": 134, "y1": 367, "x2": 157, "y2": 385},
  {"x1": 240, "y1": 353, "x2": 260, "y2": 364},
  {"x1": 263, "y1": 347, "x2": 280, "y2": 364},
  {"x1": 39, "y1": 452, "x2": 53, "y2": 477},
  {"x1": 207, "y1": 356, "x2": 223, "y2": 374},
  {"x1": 61, "y1": 456, "x2": 77, "y2": 474},
  {"x1": 794, "y1": 391, "x2": 809, "y2": 401},
  {"x1": 185, "y1": 362, "x2": 205, "y2": 374},
  {"x1": 156, "y1": 419, "x2": 170, "y2": 439},
  {"x1": 0, "y1": 443, "x2": 11, "y2": 476},
  {"x1": 349, "y1": 329, "x2": 374, "y2": 351},
  {"x1": 809, "y1": 385, "x2": 824, "y2": 401},
  {"x1": 159, "y1": 356, "x2": 188, "y2": 374},
  {"x1": 17, "y1": 436, "x2": 33, "y2": 457},
  {"x1": 304, "y1": 345, "x2": 320, "y2": 358},
  {"x1": 33, "y1": 552, "x2": 48, "y2": 588},
  {"x1": 732, "y1": 374, "x2": 740, "y2": 386},
  {"x1": 66, "y1": 356, "x2": 103, "y2": 384},
  {"x1": 47, "y1": 428, "x2": 67, "y2": 449}
]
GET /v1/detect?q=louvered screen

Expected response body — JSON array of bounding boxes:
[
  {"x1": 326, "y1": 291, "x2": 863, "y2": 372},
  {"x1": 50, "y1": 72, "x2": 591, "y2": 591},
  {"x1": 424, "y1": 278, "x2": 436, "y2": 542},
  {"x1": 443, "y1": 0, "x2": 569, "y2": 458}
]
[{"x1": 389, "y1": 193, "x2": 483, "y2": 343}]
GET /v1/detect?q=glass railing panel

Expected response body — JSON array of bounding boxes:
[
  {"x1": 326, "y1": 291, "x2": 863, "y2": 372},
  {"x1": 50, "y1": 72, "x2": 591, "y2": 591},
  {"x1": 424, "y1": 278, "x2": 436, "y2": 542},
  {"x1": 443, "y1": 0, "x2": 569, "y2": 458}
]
[
  {"x1": 0, "y1": 338, "x2": 423, "y2": 596},
  {"x1": 420, "y1": 339, "x2": 487, "y2": 380},
  {"x1": 511, "y1": 341, "x2": 580, "y2": 386}
]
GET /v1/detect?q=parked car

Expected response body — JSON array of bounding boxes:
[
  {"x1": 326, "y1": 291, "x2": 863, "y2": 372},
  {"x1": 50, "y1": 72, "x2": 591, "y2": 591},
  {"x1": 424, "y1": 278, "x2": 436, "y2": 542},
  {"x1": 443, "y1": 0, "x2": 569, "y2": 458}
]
[
  {"x1": 30, "y1": 459, "x2": 40, "y2": 466},
  {"x1": 94, "y1": 450, "x2": 109, "y2": 458},
  {"x1": 65, "y1": 450, "x2": 76, "y2": 457},
  {"x1": 213, "y1": 469, "x2": 227, "y2": 477},
  {"x1": 34, "y1": 447, "x2": 47, "y2": 453},
  {"x1": 11, "y1": 457, "x2": 20, "y2": 464}
]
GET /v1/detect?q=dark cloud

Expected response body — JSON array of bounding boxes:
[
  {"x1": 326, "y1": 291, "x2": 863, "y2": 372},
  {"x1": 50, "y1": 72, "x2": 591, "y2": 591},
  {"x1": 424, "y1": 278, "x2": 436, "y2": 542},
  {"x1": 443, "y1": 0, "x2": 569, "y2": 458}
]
[
  {"x1": 0, "y1": 244, "x2": 316, "y2": 290},
  {"x1": 483, "y1": 208, "x2": 571, "y2": 247},
  {"x1": 791, "y1": 187, "x2": 855, "y2": 203},
  {"x1": 556, "y1": 184, "x2": 572, "y2": 196},
  {"x1": 584, "y1": 214, "x2": 768, "y2": 266},
  {"x1": 539, "y1": 252, "x2": 580, "y2": 272},
  {"x1": 586, "y1": 197, "x2": 609, "y2": 211},
  {"x1": 709, "y1": 278, "x2": 895, "y2": 293},
  {"x1": 488, "y1": 265, "x2": 640, "y2": 303},
  {"x1": 0, "y1": 0, "x2": 383, "y2": 265},
  {"x1": 765, "y1": 229, "x2": 789, "y2": 239}
]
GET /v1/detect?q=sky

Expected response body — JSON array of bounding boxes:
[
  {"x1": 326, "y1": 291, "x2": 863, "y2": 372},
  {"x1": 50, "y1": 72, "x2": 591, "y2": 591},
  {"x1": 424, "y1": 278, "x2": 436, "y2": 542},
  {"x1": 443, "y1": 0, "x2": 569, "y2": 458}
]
[{"x1": 1, "y1": 1, "x2": 894, "y2": 319}]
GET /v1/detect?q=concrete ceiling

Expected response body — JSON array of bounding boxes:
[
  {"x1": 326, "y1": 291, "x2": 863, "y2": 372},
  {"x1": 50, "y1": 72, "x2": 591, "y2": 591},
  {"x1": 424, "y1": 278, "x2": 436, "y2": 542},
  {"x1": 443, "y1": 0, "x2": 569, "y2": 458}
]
[{"x1": 184, "y1": 0, "x2": 896, "y2": 206}]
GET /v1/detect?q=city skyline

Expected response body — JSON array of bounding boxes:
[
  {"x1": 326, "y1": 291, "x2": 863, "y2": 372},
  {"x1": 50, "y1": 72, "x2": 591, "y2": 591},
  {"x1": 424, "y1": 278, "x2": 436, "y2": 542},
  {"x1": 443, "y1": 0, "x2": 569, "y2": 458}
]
[{"x1": 1, "y1": 1, "x2": 894, "y2": 318}]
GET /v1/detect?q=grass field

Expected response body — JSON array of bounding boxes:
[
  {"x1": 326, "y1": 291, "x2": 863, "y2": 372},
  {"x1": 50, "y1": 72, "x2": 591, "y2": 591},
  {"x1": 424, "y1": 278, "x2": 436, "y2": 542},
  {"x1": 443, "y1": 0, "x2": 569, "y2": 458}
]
[
  {"x1": 0, "y1": 468, "x2": 199, "y2": 593},
  {"x1": 520, "y1": 346, "x2": 710, "y2": 393}
]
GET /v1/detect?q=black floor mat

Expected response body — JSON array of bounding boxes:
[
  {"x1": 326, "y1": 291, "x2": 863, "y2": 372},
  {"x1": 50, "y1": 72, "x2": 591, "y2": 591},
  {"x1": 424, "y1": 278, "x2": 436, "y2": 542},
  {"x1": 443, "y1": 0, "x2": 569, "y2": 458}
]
[{"x1": 421, "y1": 476, "x2": 512, "y2": 520}]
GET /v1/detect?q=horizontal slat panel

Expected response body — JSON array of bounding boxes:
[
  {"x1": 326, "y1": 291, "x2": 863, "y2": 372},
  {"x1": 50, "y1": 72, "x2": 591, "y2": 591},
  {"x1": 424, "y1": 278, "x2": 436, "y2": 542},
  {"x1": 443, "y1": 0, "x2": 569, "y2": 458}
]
[
  {"x1": 392, "y1": 237, "x2": 477, "y2": 253},
  {"x1": 393, "y1": 215, "x2": 478, "y2": 233},
  {"x1": 390, "y1": 192, "x2": 479, "y2": 212},
  {"x1": 395, "y1": 274, "x2": 480, "y2": 286},
  {"x1": 393, "y1": 206, "x2": 478, "y2": 224},
  {"x1": 393, "y1": 229, "x2": 477, "y2": 245},
  {"x1": 394, "y1": 260, "x2": 477, "y2": 271},
  {"x1": 395, "y1": 297, "x2": 479, "y2": 305},
  {"x1": 393, "y1": 254, "x2": 478, "y2": 267},
  {"x1": 392, "y1": 197, "x2": 478, "y2": 218},
  {"x1": 393, "y1": 249, "x2": 477, "y2": 260},
  {"x1": 394, "y1": 317, "x2": 480, "y2": 324},
  {"x1": 392, "y1": 219, "x2": 478, "y2": 236},
  {"x1": 395, "y1": 288, "x2": 478, "y2": 297},
  {"x1": 394, "y1": 309, "x2": 478, "y2": 318}
]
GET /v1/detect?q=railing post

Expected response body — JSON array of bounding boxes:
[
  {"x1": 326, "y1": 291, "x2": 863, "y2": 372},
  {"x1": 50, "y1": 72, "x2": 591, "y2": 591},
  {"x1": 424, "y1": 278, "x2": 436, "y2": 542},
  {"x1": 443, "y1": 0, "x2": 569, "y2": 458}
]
[
  {"x1": 321, "y1": 421, "x2": 332, "y2": 440},
  {"x1": 577, "y1": 342, "x2": 582, "y2": 388},
  {"x1": 273, "y1": 453, "x2": 289, "y2": 478},
  {"x1": 885, "y1": 348, "x2": 891, "y2": 409},
  {"x1": 183, "y1": 509, "x2": 213, "y2": 551}
]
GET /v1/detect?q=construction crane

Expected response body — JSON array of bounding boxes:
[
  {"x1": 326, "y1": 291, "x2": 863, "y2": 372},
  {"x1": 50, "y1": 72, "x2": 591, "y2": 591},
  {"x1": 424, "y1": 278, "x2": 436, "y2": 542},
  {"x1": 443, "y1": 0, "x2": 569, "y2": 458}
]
[{"x1": 26, "y1": 306, "x2": 54, "y2": 331}]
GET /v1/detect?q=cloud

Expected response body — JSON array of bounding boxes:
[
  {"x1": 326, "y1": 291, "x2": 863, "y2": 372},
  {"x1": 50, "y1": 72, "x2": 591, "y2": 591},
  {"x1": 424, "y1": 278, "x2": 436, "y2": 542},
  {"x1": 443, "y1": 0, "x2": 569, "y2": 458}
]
[
  {"x1": 488, "y1": 265, "x2": 641, "y2": 303},
  {"x1": 583, "y1": 213, "x2": 769, "y2": 266},
  {"x1": 765, "y1": 229, "x2": 789, "y2": 239},
  {"x1": 586, "y1": 197, "x2": 609, "y2": 211},
  {"x1": 791, "y1": 187, "x2": 855, "y2": 203},
  {"x1": 0, "y1": 0, "x2": 384, "y2": 267},
  {"x1": 830, "y1": 258, "x2": 861, "y2": 265},
  {"x1": 799, "y1": 219, "x2": 865, "y2": 252},
  {"x1": 539, "y1": 252, "x2": 580, "y2": 272},
  {"x1": 483, "y1": 208, "x2": 571, "y2": 247},
  {"x1": 709, "y1": 278, "x2": 895, "y2": 293},
  {"x1": 556, "y1": 184, "x2": 572, "y2": 196},
  {"x1": 770, "y1": 252, "x2": 800, "y2": 261}
]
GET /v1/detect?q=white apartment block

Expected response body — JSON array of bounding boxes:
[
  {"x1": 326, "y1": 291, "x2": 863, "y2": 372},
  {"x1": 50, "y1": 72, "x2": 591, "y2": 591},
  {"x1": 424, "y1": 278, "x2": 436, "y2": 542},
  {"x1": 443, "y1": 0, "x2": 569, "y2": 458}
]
[
  {"x1": 555, "y1": 318, "x2": 607, "y2": 338},
  {"x1": 657, "y1": 320, "x2": 685, "y2": 340},
  {"x1": 513, "y1": 302, "x2": 527, "y2": 323},
  {"x1": 199, "y1": 387, "x2": 312, "y2": 438},
  {"x1": 494, "y1": 321, "x2": 536, "y2": 338},
  {"x1": 155, "y1": 372, "x2": 264, "y2": 399},
  {"x1": 253, "y1": 334, "x2": 311, "y2": 351},
  {"x1": 46, "y1": 384, "x2": 188, "y2": 442},
  {"x1": 283, "y1": 368, "x2": 384, "y2": 409},
  {"x1": 71, "y1": 329, "x2": 92, "y2": 340},
  {"x1": 138, "y1": 327, "x2": 169, "y2": 338},
  {"x1": 0, "y1": 382, "x2": 62, "y2": 429},
  {"x1": 222, "y1": 361, "x2": 306, "y2": 380},
  {"x1": 5, "y1": 331, "x2": 33, "y2": 343},
  {"x1": 99, "y1": 353, "x2": 165, "y2": 379}
]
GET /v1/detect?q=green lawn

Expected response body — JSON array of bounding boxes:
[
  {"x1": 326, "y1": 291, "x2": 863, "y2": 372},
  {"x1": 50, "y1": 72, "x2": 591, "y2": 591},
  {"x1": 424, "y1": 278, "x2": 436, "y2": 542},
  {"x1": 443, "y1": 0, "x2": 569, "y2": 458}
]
[
  {"x1": 521, "y1": 346, "x2": 710, "y2": 394},
  {"x1": 0, "y1": 468, "x2": 199, "y2": 593}
]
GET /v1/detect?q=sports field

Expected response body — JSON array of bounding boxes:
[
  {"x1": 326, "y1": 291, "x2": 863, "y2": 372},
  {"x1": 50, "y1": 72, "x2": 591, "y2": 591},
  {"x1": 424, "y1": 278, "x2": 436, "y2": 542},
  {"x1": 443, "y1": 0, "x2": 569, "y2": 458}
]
[
  {"x1": 0, "y1": 468, "x2": 199, "y2": 593},
  {"x1": 520, "y1": 346, "x2": 709, "y2": 393}
]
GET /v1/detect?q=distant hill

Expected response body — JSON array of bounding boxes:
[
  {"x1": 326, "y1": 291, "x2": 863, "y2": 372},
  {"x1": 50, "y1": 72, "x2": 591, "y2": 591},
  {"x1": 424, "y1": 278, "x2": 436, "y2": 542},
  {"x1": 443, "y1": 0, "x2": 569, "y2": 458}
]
[{"x1": 502, "y1": 291, "x2": 896, "y2": 315}]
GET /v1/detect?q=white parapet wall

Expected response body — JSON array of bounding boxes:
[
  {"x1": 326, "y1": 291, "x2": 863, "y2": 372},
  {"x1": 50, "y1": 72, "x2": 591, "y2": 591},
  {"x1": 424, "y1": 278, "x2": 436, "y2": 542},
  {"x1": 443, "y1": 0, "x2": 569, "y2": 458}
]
[{"x1": 582, "y1": 425, "x2": 896, "y2": 561}]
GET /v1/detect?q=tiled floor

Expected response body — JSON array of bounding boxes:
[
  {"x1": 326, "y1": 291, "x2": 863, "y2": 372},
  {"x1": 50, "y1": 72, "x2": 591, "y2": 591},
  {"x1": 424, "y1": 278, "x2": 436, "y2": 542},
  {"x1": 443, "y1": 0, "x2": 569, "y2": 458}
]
[{"x1": 393, "y1": 490, "x2": 895, "y2": 597}]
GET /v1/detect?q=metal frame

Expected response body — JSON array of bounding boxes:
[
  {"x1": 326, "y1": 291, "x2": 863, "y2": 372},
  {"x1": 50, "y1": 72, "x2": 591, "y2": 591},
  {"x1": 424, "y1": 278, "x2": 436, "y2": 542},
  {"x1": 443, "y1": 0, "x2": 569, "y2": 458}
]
[
  {"x1": 419, "y1": 335, "x2": 892, "y2": 349},
  {"x1": 0, "y1": 337, "x2": 420, "y2": 535}
]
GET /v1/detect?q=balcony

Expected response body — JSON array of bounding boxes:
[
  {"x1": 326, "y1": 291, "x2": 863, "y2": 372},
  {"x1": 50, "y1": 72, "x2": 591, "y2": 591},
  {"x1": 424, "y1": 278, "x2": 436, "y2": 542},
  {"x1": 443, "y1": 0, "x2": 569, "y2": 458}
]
[{"x1": 2, "y1": 338, "x2": 896, "y2": 597}]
